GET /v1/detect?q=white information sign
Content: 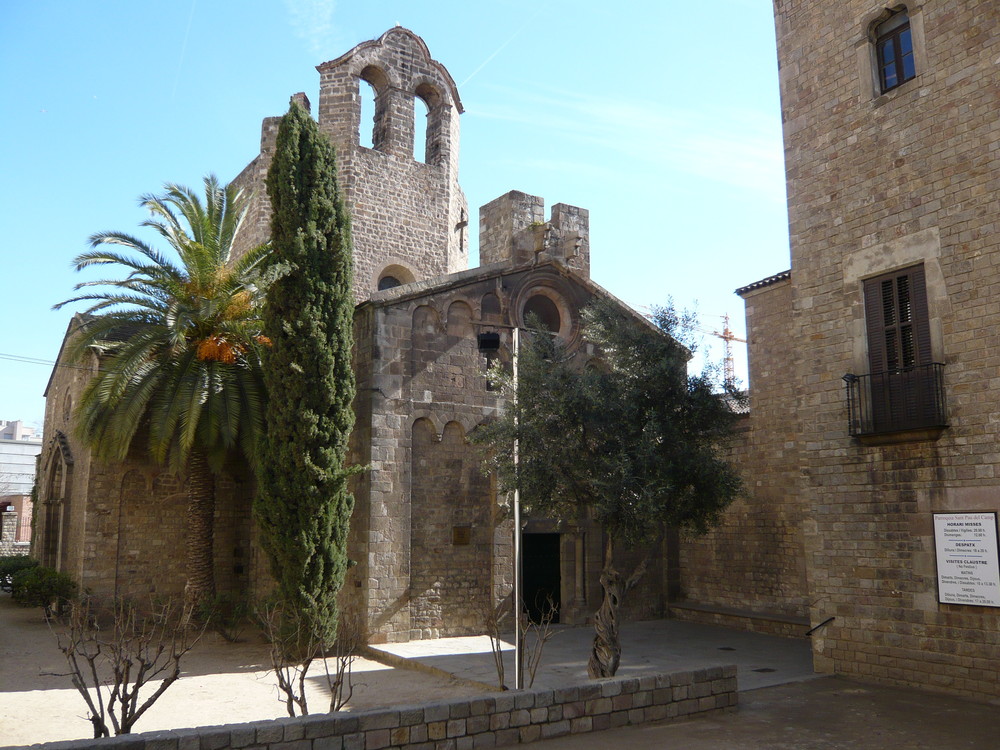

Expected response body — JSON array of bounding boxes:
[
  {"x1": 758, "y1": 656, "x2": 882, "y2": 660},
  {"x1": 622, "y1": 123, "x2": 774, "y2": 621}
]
[{"x1": 933, "y1": 512, "x2": 1000, "y2": 607}]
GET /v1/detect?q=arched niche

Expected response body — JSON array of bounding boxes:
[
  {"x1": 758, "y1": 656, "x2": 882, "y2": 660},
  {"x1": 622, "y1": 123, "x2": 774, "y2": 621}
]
[{"x1": 447, "y1": 300, "x2": 474, "y2": 338}]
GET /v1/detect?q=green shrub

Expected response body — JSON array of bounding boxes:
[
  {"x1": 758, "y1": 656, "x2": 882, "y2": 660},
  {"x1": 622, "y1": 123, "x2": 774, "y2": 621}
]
[
  {"x1": 0, "y1": 556, "x2": 39, "y2": 593},
  {"x1": 11, "y1": 566, "x2": 77, "y2": 614}
]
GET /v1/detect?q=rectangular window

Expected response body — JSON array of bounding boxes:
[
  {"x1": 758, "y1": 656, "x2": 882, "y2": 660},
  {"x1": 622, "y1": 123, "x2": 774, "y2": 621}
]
[
  {"x1": 853, "y1": 264, "x2": 945, "y2": 435},
  {"x1": 876, "y1": 11, "x2": 916, "y2": 93},
  {"x1": 864, "y1": 264, "x2": 930, "y2": 374}
]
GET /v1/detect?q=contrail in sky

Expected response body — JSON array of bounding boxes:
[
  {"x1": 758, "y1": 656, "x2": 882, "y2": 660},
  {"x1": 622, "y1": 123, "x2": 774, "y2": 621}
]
[
  {"x1": 171, "y1": 0, "x2": 198, "y2": 103},
  {"x1": 461, "y1": 2, "x2": 549, "y2": 88}
]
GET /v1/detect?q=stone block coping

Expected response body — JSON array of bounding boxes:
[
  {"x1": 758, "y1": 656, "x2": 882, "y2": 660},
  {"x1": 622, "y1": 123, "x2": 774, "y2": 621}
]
[{"x1": 9, "y1": 665, "x2": 737, "y2": 750}]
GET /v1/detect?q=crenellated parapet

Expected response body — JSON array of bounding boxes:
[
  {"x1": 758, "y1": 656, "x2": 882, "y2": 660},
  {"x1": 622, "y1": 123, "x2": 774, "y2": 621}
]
[{"x1": 479, "y1": 191, "x2": 590, "y2": 277}]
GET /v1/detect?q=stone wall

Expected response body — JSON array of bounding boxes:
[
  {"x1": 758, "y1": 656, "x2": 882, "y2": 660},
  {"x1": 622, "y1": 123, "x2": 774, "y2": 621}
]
[
  {"x1": 774, "y1": 1, "x2": 1000, "y2": 699},
  {"x1": 0, "y1": 510, "x2": 19, "y2": 556},
  {"x1": 675, "y1": 275, "x2": 810, "y2": 635},
  {"x1": 37, "y1": 319, "x2": 256, "y2": 602},
  {"x1": 317, "y1": 27, "x2": 468, "y2": 299},
  {"x1": 36, "y1": 319, "x2": 97, "y2": 580},
  {"x1": 410, "y1": 419, "x2": 493, "y2": 638},
  {"x1": 232, "y1": 28, "x2": 468, "y2": 305},
  {"x1": 19, "y1": 666, "x2": 737, "y2": 750},
  {"x1": 70, "y1": 453, "x2": 253, "y2": 602},
  {"x1": 479, "y1": 192, "x2": 590, "y2": 279},
  {"x1": 352, "y1": 259, "x2": 650, "y2": 643}
]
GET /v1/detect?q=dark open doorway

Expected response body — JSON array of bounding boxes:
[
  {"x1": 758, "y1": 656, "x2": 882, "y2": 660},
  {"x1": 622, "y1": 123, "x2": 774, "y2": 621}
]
[{"x1": 522, "y1": 533, "x2": 561, "y2": 623}]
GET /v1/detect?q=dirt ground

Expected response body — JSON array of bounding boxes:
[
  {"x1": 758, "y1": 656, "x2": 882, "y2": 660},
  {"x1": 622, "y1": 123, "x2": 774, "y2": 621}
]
[{"x1": 0, "y1": 595, "x2": 488, "y2": 747}]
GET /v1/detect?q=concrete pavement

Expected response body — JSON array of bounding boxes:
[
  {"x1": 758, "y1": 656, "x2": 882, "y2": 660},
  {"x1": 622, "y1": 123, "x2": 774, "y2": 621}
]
[{"x1": 371, "y1": 618, "x2": 819, "y2": 692}]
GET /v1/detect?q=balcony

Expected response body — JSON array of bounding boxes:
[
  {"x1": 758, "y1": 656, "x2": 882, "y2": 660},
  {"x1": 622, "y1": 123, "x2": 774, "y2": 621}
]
[{"x1": 843, "y1": 363, "x2": 947, "y2": 441}]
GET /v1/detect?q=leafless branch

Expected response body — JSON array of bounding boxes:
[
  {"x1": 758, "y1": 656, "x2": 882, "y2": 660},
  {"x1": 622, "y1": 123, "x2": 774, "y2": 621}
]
[{"x1": 54, "y1": 597, "x2": 201, "y2": 737}]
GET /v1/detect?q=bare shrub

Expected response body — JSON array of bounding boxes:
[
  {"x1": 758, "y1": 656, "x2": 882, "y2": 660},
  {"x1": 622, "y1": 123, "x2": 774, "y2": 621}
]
[
  {"x1": 325, "y1": 612, "x2": 363, "y2": 712},
  {"x1": 481, "y1": 598, "x2": 512, "y2": 689},
  {"x1": 481, "y1": 594, "x2": 558, "y2": 690},
  {"x1": 260, "y1": 603, "x2": 363, "y2": 716},
  {"x1": 524, "y1": 595, "x2": 559, "y2": 688},
  {"x1": 55, "y1": 597, "x2": 202, "y2": 737}
]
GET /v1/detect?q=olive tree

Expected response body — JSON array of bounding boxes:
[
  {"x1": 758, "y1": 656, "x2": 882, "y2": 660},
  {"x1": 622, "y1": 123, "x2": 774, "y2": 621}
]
[{"x1": 475, "y1": 299, "x2": 743, "y2": 677}]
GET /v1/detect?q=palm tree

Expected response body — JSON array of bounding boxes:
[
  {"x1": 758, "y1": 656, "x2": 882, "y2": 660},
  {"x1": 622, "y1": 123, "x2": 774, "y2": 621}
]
[{"x1": 55, "y1": 175, "x2": 271, "y2": 610}]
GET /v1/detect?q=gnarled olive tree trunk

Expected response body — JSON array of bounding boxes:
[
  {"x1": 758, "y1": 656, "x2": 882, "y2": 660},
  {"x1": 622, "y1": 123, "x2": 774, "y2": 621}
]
[{"x1": 587, "y1": 536, "x2": 654, "y2": 679}]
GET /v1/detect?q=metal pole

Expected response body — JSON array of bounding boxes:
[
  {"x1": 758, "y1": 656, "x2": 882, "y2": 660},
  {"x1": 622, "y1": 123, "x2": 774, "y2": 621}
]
[{"x1": 512, "y1": 325, "x2": 524, "y2": 690}]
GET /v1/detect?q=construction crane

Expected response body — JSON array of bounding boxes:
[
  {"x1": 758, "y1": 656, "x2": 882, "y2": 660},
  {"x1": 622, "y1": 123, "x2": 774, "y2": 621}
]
[
  {"x1": 710, "y1": 314, "x2": 747, "y2": 386},
  {"x1": 632, "y1": 305, "x2": 747, "y2": 385}
]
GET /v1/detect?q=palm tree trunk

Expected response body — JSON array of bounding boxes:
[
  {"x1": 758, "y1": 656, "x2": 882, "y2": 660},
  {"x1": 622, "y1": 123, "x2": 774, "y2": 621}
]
[{"x1": 184, "y1": 449, "x2": 216, "y2": 612}]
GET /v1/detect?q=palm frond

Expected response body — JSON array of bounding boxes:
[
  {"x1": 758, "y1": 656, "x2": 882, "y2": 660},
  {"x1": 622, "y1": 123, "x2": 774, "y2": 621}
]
[
  {"x1": 85, "y1": 233, "x2": 180, "y2": 275},
  {"x1": 58, "y1": 175, "x2": 270, "y2": 473}
]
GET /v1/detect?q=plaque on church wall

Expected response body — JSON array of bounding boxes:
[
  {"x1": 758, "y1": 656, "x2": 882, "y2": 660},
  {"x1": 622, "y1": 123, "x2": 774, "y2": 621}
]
[{"x1": 933, "y1": 512, "x2": 1000, "y2": 607}]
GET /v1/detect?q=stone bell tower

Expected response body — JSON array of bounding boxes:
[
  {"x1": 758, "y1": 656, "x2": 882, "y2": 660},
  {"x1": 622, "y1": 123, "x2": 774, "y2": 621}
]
[{"x1": 316, "y1": 27, "x2": 469, "y2": 300}]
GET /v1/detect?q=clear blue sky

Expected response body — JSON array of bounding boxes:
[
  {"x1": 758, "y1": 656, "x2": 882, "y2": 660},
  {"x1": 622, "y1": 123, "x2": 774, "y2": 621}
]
[{"x1": 0, "y1": 0, "x2": 789, "y2": 429}]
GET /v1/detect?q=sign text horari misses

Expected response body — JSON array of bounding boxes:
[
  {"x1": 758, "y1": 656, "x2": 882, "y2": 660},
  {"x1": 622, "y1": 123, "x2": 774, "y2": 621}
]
[{"x1": 933, "y1": 512, "x2": 1000, "y2": 608}]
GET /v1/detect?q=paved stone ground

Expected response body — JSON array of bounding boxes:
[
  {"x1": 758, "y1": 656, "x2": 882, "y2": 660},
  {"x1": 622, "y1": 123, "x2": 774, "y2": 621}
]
[
  {"x1": 4, "y1": 593, "x2": 999, "y2": 749},
  {"x1": 372, "y1": 618, "x2": 819, "y2": 692},
  {"x1": 0, "y1": 597, "x2": 482, "y2": 746},
  {"x1": 530, "y1": 676, "x2": 1000, "y2": 749}
]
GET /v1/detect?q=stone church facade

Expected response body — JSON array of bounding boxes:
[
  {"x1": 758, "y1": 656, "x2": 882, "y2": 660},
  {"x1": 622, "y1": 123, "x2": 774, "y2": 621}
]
[{"x1": 36, "y1": 28, "x2": 669, "y2": 642}]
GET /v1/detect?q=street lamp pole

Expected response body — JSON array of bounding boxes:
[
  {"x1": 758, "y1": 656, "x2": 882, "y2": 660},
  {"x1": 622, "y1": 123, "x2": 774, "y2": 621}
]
[
  {"x1": 477, "y1": 323, "x2": 524, "y2": 690},
  {"x1": 511, "y1": 325, "x2": 524, "y2": 690}
]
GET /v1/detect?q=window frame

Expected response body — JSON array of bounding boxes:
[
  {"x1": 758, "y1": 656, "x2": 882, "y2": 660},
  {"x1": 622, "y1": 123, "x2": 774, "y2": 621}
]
[
  {"x1": 857, "y1": 5, "x2": 926, "y2": 103},
  {"x1": 864, "y1": 264, "x2": 931, "y2": 375},
  {"x1": 875, "y1": 12, "x2": 916, "y2": 93},
  {"x1": 850, "y1": 263, "x2": 946, "y2": 438}
]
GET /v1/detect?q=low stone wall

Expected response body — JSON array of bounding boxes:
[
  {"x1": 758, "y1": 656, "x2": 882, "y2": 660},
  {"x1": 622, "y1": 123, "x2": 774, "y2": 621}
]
[{"x1": 24, "y1": 666, "x2": 737, "y2": 750}]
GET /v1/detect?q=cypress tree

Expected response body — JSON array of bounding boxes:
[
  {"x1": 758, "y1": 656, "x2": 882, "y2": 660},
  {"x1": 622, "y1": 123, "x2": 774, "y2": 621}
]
[{"x1": 255, "y1": 100, "x2": 356, "y2": 648}]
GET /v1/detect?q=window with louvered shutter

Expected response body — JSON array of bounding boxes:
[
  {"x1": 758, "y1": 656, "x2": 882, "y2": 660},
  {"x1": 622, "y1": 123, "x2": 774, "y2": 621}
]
[
  {"x1": 864, "y1": 265, "x2": 931, "y2": 374},
  {"x1": 862, "y1": 264, "x2": 940, "y2": 433}
]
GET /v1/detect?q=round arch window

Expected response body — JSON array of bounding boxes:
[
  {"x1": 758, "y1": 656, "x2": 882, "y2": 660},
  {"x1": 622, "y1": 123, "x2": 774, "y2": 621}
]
[
  {"x1": 375, "y1": 263, "x2": 416, "y2": 292},
  {"x1": 378, "y1": 275, "x2": 402, "y2": 291},
  {"x1": 523, "y1": 294, "x2": 561, "y2": 332}
]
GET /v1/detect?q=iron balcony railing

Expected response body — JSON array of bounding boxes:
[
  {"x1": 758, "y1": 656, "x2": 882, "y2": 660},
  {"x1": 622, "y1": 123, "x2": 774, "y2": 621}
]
[{"x1": 843, "y1": 363, "x2": 946, "y2": 437}]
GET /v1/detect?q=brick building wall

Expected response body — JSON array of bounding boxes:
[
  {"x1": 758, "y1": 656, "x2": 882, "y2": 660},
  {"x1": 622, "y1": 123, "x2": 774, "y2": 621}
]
[
  {"x1": 38, "y1": 28, "x2": 682, "y2": 647},
  {"x1": 774, "y1": 0, "x2": 1000, "y2": 699}
]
